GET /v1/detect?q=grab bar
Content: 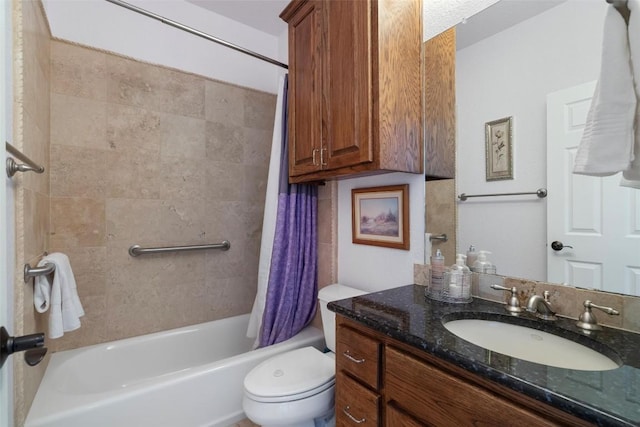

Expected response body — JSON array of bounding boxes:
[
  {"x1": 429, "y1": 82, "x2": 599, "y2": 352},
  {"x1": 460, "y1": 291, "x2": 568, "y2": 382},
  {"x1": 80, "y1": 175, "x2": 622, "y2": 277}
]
[
  {"x1": 24, "y1": 263, "x2": 55, "y2": 283},
  {"x1": 458, "y1": 188, "x2": 547, "y2": 201},
  {"x1": 429, "y1": 234, "x2": 448, "y2": 242},
  {"x1": 6, "y1": 142, "x2": 45, "y2": 178},
  {"x1": 128, "y1": 241, "x2": 231, "y2": 257}
]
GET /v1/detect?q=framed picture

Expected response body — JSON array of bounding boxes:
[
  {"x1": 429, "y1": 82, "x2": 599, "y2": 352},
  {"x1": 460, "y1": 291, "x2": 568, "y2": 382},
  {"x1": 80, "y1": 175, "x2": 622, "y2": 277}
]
[
  {"x1": 352, "y1": 184, "x2": 409, "y2": 250},
  {"x1": 485, "y1": 116, "x2": 513, "y2": 181}
]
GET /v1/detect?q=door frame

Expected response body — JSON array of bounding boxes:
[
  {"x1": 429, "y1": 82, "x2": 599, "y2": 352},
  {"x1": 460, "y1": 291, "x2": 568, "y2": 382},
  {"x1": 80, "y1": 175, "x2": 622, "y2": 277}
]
[{"x1": 1, "y1": 0, "x2": 15, "y2": 425}]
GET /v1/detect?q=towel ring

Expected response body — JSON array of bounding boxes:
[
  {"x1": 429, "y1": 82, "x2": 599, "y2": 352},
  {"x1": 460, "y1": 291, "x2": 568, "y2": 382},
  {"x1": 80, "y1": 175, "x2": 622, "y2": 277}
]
[{"x1": 24, "y1": 263, "x2": 55, "y2": 283}]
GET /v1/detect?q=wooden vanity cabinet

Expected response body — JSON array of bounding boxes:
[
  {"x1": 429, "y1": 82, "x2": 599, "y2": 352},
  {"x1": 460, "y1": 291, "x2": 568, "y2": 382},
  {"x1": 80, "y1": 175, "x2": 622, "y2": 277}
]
[
  {"x1": 335, "y1": 315, "x2": 592, "y2": 427},
  {"x1": 280, "y1": 0, "x2": 423, "y2": 183}
]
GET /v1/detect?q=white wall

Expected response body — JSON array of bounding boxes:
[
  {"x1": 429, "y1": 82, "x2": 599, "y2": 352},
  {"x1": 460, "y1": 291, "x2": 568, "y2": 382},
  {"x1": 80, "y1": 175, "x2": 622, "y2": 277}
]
[
  {"x1": 42, "y1": 0, "x2": 286, "y2": 94},
  {"x1": 337, "y1": 173, "x2": 425, "y2": 292},
  {"x1": 456, "y1": 1, "x2": 605, "y2": 280}
]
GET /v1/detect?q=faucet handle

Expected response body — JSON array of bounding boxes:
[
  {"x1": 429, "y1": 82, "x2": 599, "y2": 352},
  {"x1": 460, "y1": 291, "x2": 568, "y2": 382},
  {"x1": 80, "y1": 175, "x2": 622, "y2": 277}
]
[
  {"x1": 576, "y1": 300, "x2": 620, "y2": 331},
  {"x1": 490, "y1": 284, "x2": 523, "y2": 313}
]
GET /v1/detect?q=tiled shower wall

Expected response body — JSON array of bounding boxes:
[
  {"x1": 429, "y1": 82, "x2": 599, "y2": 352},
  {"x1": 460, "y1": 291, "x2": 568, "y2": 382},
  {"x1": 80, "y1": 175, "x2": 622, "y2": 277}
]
[
  {"x1": 47, "y1": 40, "x2": 276, "y2": 352},
  {"x1": 12, "y1": 0, "x2": 51, "y2": 423}
]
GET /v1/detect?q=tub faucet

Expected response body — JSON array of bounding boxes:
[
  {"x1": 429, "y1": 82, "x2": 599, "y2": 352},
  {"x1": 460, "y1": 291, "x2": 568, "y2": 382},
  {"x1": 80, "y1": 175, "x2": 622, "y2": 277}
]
[{"x1": 526, "y1": 291, "x2": 557, "y2": 321}]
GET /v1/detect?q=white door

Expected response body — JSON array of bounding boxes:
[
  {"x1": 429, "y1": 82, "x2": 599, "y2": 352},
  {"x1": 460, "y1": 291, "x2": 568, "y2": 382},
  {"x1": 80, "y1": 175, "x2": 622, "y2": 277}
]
[
  {"x1": 1, "y1": 1, "x2": 13, "y2": 425},
  {"x1": 547, "y1": 82, "x2": 640, "y2": 295}
]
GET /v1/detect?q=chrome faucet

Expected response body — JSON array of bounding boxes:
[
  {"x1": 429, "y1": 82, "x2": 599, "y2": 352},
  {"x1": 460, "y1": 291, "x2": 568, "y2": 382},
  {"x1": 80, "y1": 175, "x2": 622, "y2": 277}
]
[{"x1": 526, "y1": 291, "x2": 557, "y2": 320}]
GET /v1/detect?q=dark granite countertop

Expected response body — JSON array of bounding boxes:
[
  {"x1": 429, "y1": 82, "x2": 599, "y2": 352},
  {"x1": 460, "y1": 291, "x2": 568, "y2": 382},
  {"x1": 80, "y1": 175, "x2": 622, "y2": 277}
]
[{"x1": 328, "y1": 285, "x2": 640, "y2": 427}]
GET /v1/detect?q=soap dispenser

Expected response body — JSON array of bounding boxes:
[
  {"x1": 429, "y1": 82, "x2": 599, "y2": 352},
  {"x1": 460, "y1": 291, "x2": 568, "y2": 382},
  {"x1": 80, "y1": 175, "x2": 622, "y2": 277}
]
[
  {"x1": 472, "y1": 251, "x2": 497, "y2": 274},
  {"x1": 448, "y1": 254, "x2": 472, "y2": 301}
]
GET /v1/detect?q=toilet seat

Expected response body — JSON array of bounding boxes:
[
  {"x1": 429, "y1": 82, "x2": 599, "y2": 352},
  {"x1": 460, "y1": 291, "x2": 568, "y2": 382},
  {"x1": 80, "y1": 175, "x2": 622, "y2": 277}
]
[{"x1": 244, "y1": 347, "x2": 335, "y2": 403}]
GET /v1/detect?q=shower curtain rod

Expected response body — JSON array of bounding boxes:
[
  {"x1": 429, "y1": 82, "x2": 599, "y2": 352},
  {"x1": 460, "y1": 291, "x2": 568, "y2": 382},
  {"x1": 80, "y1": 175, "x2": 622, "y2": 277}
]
[{"x1": 104, "y1": 0, "x2": 288, "y2": 69}]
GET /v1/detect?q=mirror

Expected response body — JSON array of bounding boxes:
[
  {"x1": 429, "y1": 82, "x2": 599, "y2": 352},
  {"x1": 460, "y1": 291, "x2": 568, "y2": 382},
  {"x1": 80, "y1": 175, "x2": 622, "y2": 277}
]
[{"x1": 428, "y1": 0, "x2": 640, "y2": 296}]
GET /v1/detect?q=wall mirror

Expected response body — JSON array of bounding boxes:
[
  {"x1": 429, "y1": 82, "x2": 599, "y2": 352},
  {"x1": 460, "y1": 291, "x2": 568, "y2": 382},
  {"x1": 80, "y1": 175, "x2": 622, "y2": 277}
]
[{"x1": 428, "y1": 0, "x2": 640, "y2": 296}]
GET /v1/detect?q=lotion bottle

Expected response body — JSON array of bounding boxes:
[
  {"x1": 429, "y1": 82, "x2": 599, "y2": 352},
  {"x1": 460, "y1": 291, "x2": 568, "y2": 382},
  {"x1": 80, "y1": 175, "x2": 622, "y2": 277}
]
[{"x1": 430, "y1": 249, "x2": 445, "y2": 294}]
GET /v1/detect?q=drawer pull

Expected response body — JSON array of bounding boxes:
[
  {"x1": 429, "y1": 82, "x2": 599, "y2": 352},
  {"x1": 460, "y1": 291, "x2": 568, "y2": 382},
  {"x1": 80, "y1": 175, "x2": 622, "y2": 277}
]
[
  {"x1": 343, "y1": 406, "x2": 366, "y2": 424},
  {"x1": 342, "y1": 350, "x2": 365, "y2": 364}
]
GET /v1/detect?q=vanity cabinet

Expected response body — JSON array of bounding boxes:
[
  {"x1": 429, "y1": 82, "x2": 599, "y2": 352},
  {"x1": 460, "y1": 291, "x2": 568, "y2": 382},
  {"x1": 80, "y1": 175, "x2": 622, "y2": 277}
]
[
  {"x1": 280, "y1": 0, "x2": 423, "y2": 183},
  {"x1": 335, "y1": 315, "x2": 592, "y2": 427}
]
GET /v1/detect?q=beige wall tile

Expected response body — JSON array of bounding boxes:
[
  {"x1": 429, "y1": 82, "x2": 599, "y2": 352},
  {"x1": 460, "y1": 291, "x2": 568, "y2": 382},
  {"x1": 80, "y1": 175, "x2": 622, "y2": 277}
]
[
  {"x1": 243, "y1": 165, "x2": 269, "y2": 203},
  {"x1": 23, "y1": 189, "x2": 48, "y2": 262},
  {"x1": 205, "y1": 79, "x2": 246, "y2": 126},
  {"x1": 158, "y1": 156, "x2": 206, "y2": 201},
  {"x1": 243, "y1": 127, "x2": 273, "y2": 166},
  {"x1": 106, "y1": 55, "x2": 205, "y2": 119},
  {"x1": 50, "y1": 145, "x2": 108, "y2": 198},
  {"x1": 623, "y1": 296, "x2": 640, "y2": 332},
  {"x1": 106, "y1": 103, "x2": 162, "y2": 156},
  {"x1": 51, "y1": 93, "x2": 107, "y2": 149},
  {"x1": 205, "y1": 162, "x2": 246, "y2": 201},
  {"x1": 51, "y1": 40, "x2": 107, "y2": 100},
  {"x1": 160, "y1": 112, "x2": 206, "y2": 159},
  {"x1": 206, "y1": 121, "x2": 245, "y2": 163},
  {"x1": 244, "y1": 89, "x2": 277, "y2": 130},
  {"x1": 50, "y1": 198, "x2": 105, "y2": 248},
  {"x1": 105, "y1": 198, "x2": 164, "y2": 244},
  {"x1": 105, "y1": 151, "x2": 161, "y2": 199},
  {"x1": 22, "y1": 109, "x2": 49, "y2": 195}
]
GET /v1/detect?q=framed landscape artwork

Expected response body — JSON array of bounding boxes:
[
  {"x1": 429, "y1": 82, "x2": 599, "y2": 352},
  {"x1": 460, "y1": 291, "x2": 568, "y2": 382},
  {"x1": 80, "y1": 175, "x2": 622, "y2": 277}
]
[{"x1": 352, "y1": 184, "x2": 409, "y2": 250}]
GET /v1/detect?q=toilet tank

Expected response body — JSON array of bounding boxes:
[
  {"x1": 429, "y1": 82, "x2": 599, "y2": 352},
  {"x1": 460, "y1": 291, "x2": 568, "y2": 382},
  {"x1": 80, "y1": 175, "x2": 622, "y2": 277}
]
[{"x1": 318, "y1": 284, "x2": 367, "y2": 352}]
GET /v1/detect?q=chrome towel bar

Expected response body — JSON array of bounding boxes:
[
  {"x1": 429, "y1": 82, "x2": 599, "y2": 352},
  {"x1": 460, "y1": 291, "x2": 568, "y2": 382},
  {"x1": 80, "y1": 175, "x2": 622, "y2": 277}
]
[
  {"x1": 429, "y1": 234, "x2": 448, "y2": 242},
  {"x1": 6, "y1": 142, "x2": 45, "y2": 178},
  {"x1": 458, "y1": 188, "x2": 547, "y2": 201},
  {"x1": 129, "y1": 241, "x2": 231, "y2": 257},
  {"x1": 24, "y1": 263, "x2": 55, "y2": 283}
]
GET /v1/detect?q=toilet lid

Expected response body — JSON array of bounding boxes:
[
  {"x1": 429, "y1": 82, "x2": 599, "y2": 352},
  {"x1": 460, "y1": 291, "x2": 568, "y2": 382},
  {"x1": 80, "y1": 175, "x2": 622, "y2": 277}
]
[{"x1": 244, "y1": 347, "x2": 335, "y2": 401}]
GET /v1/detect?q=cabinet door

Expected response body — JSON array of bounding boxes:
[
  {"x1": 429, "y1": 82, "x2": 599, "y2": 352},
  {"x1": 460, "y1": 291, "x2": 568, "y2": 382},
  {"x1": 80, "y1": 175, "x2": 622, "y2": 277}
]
[
  {"x1": 336, "y1": 371, "x2": 380, "y2": 427},
  {"x1": 288, "y1": 0, "x2": 323, "y2": 177},
  {"x1": 386, "y1": 346, "x2": 557, "y2": 426},
  {"x1": 322, "y1": 0, "x2": 374, "y2": 170}
]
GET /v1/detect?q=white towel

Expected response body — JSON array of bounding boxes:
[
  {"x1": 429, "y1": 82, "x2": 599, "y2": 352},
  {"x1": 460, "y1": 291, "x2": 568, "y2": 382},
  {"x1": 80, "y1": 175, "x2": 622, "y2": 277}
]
[
  {"x1": 33, "y1": 253, "x2": 85, "y2": 339},
  {"x1": 622, "y1": 0, "x2": 640, "y2": 188},
  {"x1": 573, "y1": 4, "x2": 637, "y2": 176}
]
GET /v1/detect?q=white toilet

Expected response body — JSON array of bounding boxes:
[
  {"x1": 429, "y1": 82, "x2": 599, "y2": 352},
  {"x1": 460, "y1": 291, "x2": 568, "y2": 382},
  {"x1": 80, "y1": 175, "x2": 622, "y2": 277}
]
[{"x1": 242, "y1": 284, "x2": 367, "y2": 427}]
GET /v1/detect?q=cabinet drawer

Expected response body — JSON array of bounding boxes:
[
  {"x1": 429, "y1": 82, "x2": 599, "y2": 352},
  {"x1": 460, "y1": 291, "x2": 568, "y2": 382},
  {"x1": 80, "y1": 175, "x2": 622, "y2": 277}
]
[
  {"x1": 336, "y1": 326, "x2": 380, "y2": 389},
  {"x1": 335, "y1": 371, "x2": 380, "y2": 427},
  {"x1": 385, "y1": 346, "x2": 557, "y2": 426}
]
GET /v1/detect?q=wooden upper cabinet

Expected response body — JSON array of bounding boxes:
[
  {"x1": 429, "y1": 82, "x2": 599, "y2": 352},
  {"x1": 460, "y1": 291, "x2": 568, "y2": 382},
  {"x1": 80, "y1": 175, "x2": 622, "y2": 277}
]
[
  {"x1": 424, "y1": 27, "x2": 456, "y2": 179},
  {"x1": 280, "y1": 0, "x2": 423, "y2": 183}
]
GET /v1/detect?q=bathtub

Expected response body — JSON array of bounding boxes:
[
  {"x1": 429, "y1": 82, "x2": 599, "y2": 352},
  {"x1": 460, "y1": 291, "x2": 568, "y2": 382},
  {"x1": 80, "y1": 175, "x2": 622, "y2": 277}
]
[{"x1": 25, "y1": 314, "x2": 325, "y2": 427}]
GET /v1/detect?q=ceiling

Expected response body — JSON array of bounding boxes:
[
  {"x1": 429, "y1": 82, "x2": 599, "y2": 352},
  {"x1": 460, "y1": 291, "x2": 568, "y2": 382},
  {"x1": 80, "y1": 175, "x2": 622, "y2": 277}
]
[{"x1": 185, "y1": 0, "x2": 289, "y2": 36}]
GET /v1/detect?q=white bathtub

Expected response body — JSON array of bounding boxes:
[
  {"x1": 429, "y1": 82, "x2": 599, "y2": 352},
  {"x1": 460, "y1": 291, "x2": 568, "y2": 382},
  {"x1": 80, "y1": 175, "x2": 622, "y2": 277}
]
[{"x1": 25, "y1": 314, "x2": 325, "y2": 427}]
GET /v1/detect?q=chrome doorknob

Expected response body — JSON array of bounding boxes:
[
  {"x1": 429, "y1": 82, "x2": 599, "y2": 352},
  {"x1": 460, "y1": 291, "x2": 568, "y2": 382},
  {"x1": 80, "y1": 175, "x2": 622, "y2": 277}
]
[{"x1": 551, "y1": 241, "x2": 573, "y2": 251}]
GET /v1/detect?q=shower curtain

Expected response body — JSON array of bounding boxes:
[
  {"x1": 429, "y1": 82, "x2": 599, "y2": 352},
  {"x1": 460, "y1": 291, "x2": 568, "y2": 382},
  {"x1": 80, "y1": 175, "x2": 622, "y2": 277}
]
[{"x1": 247, "y1": 75, "x2": 318, "y2": 347}]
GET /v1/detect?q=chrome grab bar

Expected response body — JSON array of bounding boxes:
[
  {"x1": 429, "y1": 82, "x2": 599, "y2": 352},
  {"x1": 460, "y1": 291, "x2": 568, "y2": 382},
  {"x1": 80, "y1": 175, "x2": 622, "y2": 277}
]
[
  {"x1": 429, "y1": 234, "x2": 448, "y2": 242},
  {"x1": 128, "y1": 241, "x2": 231, "y2": 257},
  {"x1": 458, "y1": 188, "x2": 547, "y2": 201},
  {"x1": 6, "y1": 142, "x2": 45, "y2": 178},
  {"x1": 24, "y1": 263, "x2": 55, "y2": 283}
]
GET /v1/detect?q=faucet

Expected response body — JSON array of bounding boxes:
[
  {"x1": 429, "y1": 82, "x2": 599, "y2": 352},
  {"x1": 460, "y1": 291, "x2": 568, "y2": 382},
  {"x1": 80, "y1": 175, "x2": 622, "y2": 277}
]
[{"x1": 526, "y1": 291, "x2": 557, "y2": 321}]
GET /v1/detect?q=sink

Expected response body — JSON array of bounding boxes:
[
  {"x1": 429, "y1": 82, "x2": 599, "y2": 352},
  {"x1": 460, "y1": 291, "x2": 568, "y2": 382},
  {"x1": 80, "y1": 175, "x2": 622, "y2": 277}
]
[{"x1": 443, "y1": 319, "x2": 621, "y2": 371}]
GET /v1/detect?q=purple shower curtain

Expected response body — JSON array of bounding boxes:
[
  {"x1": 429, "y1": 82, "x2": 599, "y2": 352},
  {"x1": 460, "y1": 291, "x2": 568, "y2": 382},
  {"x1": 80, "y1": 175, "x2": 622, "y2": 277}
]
[{"x1": 259, "y1": 75, "x2": 318, "y2": 347}]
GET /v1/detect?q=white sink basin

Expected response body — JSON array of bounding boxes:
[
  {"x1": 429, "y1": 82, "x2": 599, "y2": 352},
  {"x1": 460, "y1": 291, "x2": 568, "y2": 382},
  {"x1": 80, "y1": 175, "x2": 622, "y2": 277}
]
[{"x1": 443, "y1": 319, "x2": 620, "y2": 371}]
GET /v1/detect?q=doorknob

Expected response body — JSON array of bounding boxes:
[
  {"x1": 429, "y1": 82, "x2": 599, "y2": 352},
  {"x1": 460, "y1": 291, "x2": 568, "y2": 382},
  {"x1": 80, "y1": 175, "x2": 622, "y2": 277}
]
[
  {"x1": 551, "y1": 241, "x2": 574, "y2": 251},
  {"x1": 0, "y1": 326, "x2": 47, "y2": 369}
]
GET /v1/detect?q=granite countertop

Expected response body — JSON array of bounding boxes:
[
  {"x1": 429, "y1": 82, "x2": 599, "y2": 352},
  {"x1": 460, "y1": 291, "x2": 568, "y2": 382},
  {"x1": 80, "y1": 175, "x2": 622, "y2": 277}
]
[{"x1": 328, "y1": 285, "x2": 640, "y2": 427}]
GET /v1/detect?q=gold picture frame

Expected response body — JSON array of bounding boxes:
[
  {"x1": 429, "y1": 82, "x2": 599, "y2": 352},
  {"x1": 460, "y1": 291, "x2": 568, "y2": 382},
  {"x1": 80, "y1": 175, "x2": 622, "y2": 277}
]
[
  {"x1": 352, "y1": 184, "x2": 409, "y2": 250},
  {"x1": 485, "y1": 116, "x2": 513, "y2": 181}
]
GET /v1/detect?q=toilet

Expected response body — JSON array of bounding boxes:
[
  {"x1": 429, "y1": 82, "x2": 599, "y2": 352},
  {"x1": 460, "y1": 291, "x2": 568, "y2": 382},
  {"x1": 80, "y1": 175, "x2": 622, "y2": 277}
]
[{"x1": 242, "y1": 284, "x2": 367, "y2": 427}]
